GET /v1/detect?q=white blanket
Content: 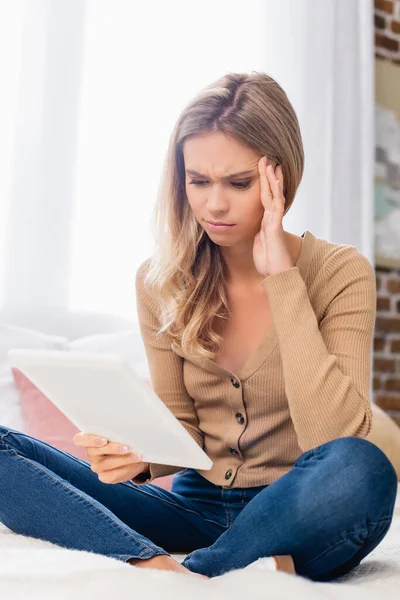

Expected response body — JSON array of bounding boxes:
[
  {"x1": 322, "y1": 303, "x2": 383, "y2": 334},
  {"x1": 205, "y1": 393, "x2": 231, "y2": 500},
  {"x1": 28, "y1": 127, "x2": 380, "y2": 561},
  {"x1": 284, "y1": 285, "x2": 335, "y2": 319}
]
[{"x1": 0, "y1": 486, "x2": 399, "y2": 600}]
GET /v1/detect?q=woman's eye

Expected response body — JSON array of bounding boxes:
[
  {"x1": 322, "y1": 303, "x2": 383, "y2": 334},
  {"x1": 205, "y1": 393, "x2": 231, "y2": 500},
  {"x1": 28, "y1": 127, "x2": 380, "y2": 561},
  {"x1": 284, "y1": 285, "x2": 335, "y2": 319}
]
[
  {"x1": 232, "y1": 181, "x2": 251, "y2": 189},
  {"x1": 188, "y1": 180, "x2": 251, "y2": 190},
  {"x1": 188, "y1": 180, "x2": 207, "y2": 186}
]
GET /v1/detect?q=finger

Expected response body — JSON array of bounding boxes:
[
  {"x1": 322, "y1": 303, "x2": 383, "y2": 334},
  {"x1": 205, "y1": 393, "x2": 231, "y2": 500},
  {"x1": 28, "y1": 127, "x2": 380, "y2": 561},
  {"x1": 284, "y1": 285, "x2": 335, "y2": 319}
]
[
  {"x1": 90, "y1": 453, "x2": 142, "y2": 473},
  {"x1": 97, "y1": 463, "x2": 145, "y2": 484},
  {"x1": 271, "y1": 165, "x2": 285, "y2": 211},
  {"x1": 277, "y1": 164, "x2": 283, "y2": 190},
  {"x1": 258, "y1": 157, "x2": 273, "y2": 210},
  {"x1": 267, "y1": 164, "x2": 280, "y2": 198},
  {"x1": 87, "y1": 442, "x2": 140, "y2": 458},
  {"x1": 73, "y1": 432, "x2": 108, "y2": 448},
  {"x1": 265, "y1": 164, "x2": 281, "y2": 213}
]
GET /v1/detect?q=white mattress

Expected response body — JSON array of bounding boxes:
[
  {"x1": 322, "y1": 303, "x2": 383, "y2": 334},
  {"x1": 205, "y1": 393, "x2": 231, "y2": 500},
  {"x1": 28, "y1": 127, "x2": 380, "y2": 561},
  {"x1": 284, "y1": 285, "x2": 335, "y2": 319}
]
[{"x1": 0, "y1": 485, "x2": 399, "y2": 599}]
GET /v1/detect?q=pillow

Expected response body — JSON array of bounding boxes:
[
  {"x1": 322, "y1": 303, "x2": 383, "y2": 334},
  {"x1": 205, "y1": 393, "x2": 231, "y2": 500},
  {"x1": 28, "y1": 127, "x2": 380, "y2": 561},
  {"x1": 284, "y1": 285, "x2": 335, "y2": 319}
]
[
  {"x1": 366, "y1": 403, "x2": 400, "y2": 481},
  {"x1": 0, "y1": 363, "x2": 26, "y2": 431},
  {"x1": 0, "y1": 323, "x2": 68, "y2": 431},
  {"x1": 69, "y1": 329, "x2": 150, "y2": 380},
  {"x1": 0, "y1": 323, "x2": 68, "y2": 364}
]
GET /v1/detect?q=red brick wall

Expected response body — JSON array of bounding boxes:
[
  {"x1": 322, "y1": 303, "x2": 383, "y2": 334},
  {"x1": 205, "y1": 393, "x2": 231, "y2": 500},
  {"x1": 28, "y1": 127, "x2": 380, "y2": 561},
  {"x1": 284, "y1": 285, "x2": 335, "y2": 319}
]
[
  {"x1": 374, "y1": 0, "x2": 400, "y2": 427},
  {"x1": 375, "y1": 0, "x2": 400, "y2": 61},
  {"x1": 374, "y1": 274, "x2": 400, "y2": 426}
]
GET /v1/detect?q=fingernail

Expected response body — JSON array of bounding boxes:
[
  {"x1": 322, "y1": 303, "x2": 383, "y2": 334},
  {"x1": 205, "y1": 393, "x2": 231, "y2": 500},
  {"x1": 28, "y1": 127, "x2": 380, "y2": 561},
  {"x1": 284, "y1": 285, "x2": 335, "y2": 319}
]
[
  {"x1": 96, "y1": 437, "x2": 107, "y2": 445},
  {"x1": 118, "y1": 445, "x2": 129, "y2": 453},
  {"x1": 132, "y1": 454, "x2": 141, "y2": 462}
]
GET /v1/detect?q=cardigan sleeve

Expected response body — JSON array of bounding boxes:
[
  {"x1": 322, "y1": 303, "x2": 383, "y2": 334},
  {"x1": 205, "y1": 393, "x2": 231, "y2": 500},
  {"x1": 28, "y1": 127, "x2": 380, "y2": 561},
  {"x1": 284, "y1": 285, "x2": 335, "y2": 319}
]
[
  {"x1": 131, "y1": 259, "x2": 204, "y2": 484},
  {"x1": 261, "y1": 246, "x2": 376, "y2": 452}
]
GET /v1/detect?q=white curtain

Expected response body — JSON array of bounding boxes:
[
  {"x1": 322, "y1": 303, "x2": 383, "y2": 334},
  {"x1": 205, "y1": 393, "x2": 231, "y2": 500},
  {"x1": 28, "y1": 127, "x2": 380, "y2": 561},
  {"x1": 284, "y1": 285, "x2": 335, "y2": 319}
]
[
  {"x1": 0, "y1": 0, "x2": 374, "y2": 322},
  {"x1": 262, "y1": 0, "x2": 375, "y2": 261}
]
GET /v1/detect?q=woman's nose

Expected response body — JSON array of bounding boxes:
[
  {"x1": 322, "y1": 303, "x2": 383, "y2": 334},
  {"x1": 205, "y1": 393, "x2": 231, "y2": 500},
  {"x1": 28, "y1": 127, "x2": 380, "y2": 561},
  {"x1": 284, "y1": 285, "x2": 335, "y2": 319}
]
[{"x1": 206, "y1": 185, "x2": 229, "y2": 210}]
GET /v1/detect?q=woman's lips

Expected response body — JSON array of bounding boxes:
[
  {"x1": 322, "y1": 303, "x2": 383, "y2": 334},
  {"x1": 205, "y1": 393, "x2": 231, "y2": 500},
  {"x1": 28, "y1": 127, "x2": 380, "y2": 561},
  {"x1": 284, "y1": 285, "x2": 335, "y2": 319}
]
[{"x1": 206, "y1": 221, "x2": 235, "y2": 231}]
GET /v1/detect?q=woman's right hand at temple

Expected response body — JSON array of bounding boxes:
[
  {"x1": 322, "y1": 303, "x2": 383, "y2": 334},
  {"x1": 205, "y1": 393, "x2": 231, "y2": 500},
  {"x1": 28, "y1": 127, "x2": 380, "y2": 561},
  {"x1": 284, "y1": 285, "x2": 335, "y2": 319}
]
[{"x1": 73, "y1": 432, "x2": 150, "y2": 484}]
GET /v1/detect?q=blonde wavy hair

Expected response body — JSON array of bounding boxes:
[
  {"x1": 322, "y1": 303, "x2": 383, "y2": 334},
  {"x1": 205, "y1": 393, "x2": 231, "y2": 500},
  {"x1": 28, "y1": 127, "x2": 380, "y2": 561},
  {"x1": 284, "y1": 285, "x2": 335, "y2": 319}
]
[{"x1": 143, "y1": 71, "x2": 304, "y2": 362}]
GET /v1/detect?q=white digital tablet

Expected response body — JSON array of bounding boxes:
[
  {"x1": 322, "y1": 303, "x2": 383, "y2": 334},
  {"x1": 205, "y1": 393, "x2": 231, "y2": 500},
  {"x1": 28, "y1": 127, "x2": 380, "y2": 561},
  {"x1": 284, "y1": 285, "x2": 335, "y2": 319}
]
[{"x1": 7, "y1": 348, "x2": 212, "y2": 471}]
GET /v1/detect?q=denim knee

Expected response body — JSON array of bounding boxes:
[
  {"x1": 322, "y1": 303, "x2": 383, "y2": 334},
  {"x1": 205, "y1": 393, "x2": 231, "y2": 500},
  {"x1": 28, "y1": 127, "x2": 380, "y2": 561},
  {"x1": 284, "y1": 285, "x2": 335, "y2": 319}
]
[{"x1": 323, "y1": 436, "x2": 398, "y2": 510}]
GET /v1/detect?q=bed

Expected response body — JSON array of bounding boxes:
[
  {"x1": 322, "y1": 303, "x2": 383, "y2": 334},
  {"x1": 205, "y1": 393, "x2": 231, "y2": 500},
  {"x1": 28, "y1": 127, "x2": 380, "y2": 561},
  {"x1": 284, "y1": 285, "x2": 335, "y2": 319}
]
[
  {"x1": 1, "y1": 308, "x2": 399, "y2": 598},
  {"x1": 0, "y1": 485, "x2": 399, "y2": 599}
]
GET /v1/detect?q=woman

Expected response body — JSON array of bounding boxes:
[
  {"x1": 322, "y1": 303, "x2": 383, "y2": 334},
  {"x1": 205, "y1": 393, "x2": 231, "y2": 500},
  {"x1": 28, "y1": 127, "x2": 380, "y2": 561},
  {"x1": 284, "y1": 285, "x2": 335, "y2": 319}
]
[{"x1": 0, "y1": 72, "x2": 397, "y2": 583}]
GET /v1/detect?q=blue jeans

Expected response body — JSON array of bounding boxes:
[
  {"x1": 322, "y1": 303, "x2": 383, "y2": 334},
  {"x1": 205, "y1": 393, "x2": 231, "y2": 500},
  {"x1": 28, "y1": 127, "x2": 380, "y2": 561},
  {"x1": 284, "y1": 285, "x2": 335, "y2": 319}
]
[{"x1": 0, "y1": 425, "x2": 397, "y2": 581}]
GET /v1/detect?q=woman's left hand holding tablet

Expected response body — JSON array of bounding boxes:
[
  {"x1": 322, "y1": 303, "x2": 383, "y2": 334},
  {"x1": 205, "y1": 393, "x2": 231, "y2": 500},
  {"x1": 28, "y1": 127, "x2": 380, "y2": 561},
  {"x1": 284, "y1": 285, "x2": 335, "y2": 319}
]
[{"x1": 73, "y1": 432, "x2": 150, "y2": 484}]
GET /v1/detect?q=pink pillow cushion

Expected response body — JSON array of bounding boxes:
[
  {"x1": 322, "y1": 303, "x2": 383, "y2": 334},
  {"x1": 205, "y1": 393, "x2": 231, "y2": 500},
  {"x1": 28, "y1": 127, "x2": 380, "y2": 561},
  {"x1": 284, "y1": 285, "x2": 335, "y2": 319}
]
[{"x1": 12, "y1": 368, "x2": 174, "y2": 490}]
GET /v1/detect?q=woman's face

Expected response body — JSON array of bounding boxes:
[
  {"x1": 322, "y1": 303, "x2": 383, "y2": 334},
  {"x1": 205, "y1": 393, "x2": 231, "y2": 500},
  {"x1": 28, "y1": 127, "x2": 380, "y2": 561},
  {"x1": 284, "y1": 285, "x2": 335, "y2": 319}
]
[{"x1": 183, "y1": 131, "x2": 269, "y2": 247}]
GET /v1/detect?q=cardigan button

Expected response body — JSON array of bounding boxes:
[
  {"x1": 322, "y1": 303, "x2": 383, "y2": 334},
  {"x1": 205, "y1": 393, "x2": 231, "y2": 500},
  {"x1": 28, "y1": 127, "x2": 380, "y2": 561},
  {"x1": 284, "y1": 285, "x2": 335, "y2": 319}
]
[
  {"x1": 231, "y1": 377, "x2": 240, "y2": 388},
  {"x1": 236, "y1": 413, "x2": 245, "y2": 424},
  {"x1": 225, "y1": 469, "x2": 233, "y2": 480}
]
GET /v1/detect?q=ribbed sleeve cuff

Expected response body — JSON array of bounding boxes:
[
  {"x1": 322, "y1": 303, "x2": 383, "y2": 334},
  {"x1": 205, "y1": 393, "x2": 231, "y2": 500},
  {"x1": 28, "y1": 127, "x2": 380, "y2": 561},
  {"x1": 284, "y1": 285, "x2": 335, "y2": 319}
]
[{"x1": 131, "y1": 462, "x2": 184, "y2": 485}]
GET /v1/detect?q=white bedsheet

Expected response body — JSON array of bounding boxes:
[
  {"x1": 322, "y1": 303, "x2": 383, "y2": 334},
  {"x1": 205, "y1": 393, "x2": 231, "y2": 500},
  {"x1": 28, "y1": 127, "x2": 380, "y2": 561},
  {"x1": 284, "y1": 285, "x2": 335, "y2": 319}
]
[{"x1": 0, "y1": 485, "x2": 399, "y2": 599}]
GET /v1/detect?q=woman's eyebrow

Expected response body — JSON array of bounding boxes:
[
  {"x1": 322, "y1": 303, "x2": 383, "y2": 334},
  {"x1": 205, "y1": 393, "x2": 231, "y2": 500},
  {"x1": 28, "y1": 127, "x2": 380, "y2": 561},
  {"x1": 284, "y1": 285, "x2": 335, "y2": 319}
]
[{"x1": 186, "y1": 168, "x2": 257, "y2": 180}]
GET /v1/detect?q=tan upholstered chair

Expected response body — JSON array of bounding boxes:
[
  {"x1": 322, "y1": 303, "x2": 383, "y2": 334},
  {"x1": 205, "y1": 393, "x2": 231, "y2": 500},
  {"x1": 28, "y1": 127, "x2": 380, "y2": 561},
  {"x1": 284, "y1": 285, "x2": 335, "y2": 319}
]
[{"x1": 367, "y1": 403, "x2": 400, "y2": 481}]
